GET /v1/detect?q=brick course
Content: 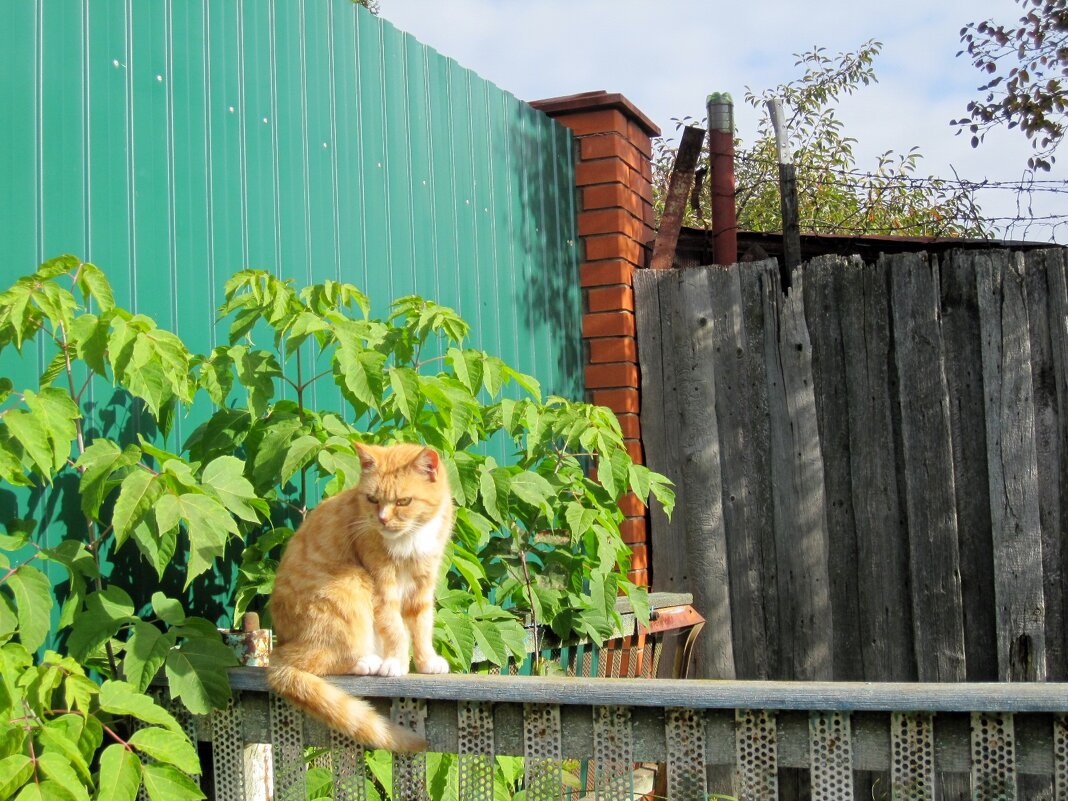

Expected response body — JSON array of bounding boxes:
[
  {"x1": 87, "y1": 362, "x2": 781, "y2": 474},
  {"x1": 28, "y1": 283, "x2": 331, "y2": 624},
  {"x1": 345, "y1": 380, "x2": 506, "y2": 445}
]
[{"x1": 531, "y1": 90, "x2": 659, "y2": 591}]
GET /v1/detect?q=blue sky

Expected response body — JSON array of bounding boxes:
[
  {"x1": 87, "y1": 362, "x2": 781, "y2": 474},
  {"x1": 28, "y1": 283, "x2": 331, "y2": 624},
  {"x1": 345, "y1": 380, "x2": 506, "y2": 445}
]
[{"x1": 379, "y1": 0, "x2": 1065, "y2": 243}]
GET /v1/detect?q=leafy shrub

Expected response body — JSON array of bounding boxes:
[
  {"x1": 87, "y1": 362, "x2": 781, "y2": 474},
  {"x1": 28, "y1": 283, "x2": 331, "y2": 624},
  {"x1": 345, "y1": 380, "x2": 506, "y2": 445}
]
[{"x1": 0, "y1": 257, "x2": 672, "y2": 799}]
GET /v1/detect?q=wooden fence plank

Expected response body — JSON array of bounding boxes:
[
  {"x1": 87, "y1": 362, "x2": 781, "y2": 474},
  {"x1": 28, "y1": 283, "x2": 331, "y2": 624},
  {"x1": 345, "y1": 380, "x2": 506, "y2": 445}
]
[
  {"x1": 888, "y1": 252, "x2": 967, "y2": 683},
  {"x1": 708, "y1": 262, "x2": 776, "y2": 679},
  {"x1": 1021, "y1": 248, "x2": 1068, "y2": 681},
  {"x1": 766, "y1": 266, "x2": 833, "y2": 681},
  {"x1": 671, "y1": 267, "x2": 735, "y2": 680},
  {"x1": 839, "y1": 256, "x2": 915, "y2": 682},
  {"x1": 634, "y1": 269, "x2": 689, "y2": 595},
  {"x1": 939, "y1": 251, "x2": 998, "y2": 682},
  {"x1": 802, "y1": 255, "x2": 864, "y2": 682},
  {"x1": 1042, "y1": 249, "x2": 1068, "y2": 681},
  {"x1": 976, "y1": 250, "x2": 1047, "y2": 682}
]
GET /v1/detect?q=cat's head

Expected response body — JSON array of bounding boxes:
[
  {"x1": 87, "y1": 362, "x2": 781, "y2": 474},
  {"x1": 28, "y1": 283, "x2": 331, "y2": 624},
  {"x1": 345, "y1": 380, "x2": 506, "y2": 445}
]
[{"x1": 354, "y1": 443, "x2": 448, "y2": 540}]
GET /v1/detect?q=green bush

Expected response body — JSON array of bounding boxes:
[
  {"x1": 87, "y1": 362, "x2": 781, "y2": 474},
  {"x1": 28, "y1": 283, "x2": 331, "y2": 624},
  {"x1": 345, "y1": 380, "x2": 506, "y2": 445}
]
[{"x1": 0, "y1": 257, "x2": 673, "y2": 800}]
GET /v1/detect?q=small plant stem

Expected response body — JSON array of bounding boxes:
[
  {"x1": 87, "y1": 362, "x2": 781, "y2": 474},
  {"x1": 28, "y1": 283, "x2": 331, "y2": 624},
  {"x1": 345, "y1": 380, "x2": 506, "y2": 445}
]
[
  {"x1": 58, "y1": 321, "x2": 121, "y2": 680},
  {"x1": 295, "y1": 346, "x2": 308, "y2": 511},
  {"x1": 516, "y1": 534, "x2": 541, "y2": 672}
]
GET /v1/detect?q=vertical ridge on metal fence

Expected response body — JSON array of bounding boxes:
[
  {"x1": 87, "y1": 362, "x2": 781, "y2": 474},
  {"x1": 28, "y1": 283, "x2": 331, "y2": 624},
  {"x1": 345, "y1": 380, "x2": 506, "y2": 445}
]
[
  {"x1": 971, "y1": 712, "x2": 1018, "y2": 801},
  {"x1": 665, "y1": 707, "x2": 707, "y2": 801},
  {"x1": 270, "y1": 694, "x2": 308, "y2": 801},
  {"x1": 212, "y1": 697, "x2": 246, "y2": 801},
  {"x1": 522, "y1": 704, "x2": 562, "y2": 800},
  {"x1": 391, "y1": 698, "x2": 429, "y2": 801},
  {"x1": 809, "y1": 711, "x2": 853, "y2": 801},
  {"x1": 890, "y1": 712, "x2": 934, "y2": 801},
  {"x1": 592, "y1": 705, "x2": 634, "y2": 801},
  {"x1": 329, "y1": 730, "x2": 368, "y2": 801},
  {"x1": 736, "y1": 708, "x2": 778, "y2": 801},
  {"x1": 457, "y1": 701, "x2": 495, "y2": 801}
]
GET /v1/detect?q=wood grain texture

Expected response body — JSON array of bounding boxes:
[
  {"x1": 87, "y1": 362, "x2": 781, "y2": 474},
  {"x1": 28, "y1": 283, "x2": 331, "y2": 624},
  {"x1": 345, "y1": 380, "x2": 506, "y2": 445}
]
[
  {"x1": 839, "y1": 256, "x2": 916, "y2": 682},
  {"x1": 226, "y1": 667, "x2": 1068, "y2": 712},
  {"x1": 671, "y1": 267, "x2": 735, "y2": 680},
  {"x1": 976, "y1": 250, "x2": 1047, "y2": 681},
  {"x1": 939, "y1": 251, "x2": 999, "y2": 682},
  {"x1": 888, "y1": 252, "x2": 967, "y2": 683},
  {"x1": 1022, "y1": 248, "x2": 1068, "y2": 681},
  {"x1": 634, "y1": 269, "x2": 689, "y2": 592},
  {"x1": 802, "y1": 255, "x2": 864, "y2": 682},
  {"x1": 766, "y1": 266, "x2": 833, "y2": 681},
  {"x1": 708, "y1": 262, "x2": 776, "y2": 680}
]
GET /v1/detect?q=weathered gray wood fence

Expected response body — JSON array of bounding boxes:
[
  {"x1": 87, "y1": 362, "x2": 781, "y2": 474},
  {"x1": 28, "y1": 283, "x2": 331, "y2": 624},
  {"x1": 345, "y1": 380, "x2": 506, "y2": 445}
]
[{"x1": 635, "y1": 249, "x2": 1068, "y2": 691}]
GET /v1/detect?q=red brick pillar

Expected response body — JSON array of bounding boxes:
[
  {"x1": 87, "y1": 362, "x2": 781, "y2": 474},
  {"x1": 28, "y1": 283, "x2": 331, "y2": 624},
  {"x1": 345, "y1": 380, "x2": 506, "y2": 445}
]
[{"x1": 530, "y1": 91, "x2": 659, "y2": 588}]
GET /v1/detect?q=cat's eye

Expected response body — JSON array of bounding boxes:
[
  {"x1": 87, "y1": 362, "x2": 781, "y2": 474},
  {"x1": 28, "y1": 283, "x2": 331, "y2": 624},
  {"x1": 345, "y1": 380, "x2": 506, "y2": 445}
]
[
  {"x1": 395, "y1": 497, "x2": 412, "y2": 506},
  {"x1": 366, "y1": 494, "x2": 379, "y2": 504}
]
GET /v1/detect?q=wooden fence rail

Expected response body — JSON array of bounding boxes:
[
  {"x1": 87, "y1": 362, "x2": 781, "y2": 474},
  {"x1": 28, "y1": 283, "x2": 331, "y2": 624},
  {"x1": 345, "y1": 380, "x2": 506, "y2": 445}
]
[
  {"x1": 634, "y1": 249, "x2": 1068, "y2": 691},
  {"x1": 176, "y1": 671, "x2": 1068, "y2": 800}
]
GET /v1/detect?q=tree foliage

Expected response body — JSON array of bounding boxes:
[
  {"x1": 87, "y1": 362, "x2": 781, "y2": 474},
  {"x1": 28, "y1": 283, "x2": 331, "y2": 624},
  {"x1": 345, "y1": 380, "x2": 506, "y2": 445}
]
[
  {"x1": 954, "y1": 0, "x2": 1068, "y2": 171},
  {"x1": 654, "y1": 41, "x2": 989, "y2": 238},
  {"x1": 0, "y1": 256, "x2": 672, "y2": 799}
]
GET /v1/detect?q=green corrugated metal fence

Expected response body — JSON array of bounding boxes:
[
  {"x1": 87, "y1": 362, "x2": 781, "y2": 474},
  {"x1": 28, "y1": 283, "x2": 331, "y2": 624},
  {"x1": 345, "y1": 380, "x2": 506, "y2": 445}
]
[
  {"x1": 0, "y1": 0, "x2": 580, "y2": 610},
  {"x1": 0, "y1": 0, "x2": 580, "y2": 398}
]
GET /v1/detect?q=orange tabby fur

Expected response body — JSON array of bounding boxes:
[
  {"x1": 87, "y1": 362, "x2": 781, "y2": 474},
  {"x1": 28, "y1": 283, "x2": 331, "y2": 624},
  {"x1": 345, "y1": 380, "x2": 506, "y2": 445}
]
[{"x1": 266, "y1": 443, "x2": 454, "y2": 752}]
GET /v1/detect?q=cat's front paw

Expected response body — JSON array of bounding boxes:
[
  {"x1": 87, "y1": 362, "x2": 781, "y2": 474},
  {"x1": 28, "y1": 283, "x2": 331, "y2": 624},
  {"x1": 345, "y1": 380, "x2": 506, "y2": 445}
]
[
  {"x1": 416, "y1": 654, "x2": 450, "y2": 675},
  {"x1": 378, "y1": 657, "x2": 409, "y2": 677},
  {"x1": 351, "y1": 655, "x2": 383, "y2": 676}
]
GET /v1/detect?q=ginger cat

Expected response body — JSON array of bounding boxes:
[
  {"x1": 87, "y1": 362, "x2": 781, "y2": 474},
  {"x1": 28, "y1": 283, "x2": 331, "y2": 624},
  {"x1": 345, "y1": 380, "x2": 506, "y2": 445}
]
[{"x1": 266, "y1": 443, "x2": 454, "y2": 752}]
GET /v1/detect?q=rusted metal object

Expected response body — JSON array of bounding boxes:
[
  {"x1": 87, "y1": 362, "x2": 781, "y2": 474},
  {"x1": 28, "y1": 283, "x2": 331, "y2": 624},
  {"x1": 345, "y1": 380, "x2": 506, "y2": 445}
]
[{"x1": 650, "y1": 125, "x2": 707, "y2": 271}]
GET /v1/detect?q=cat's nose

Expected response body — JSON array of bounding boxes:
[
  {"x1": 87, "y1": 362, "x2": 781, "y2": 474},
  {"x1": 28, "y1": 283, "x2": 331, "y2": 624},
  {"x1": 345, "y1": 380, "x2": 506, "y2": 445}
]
[{"x1": 378, "y1": 509, "x2": 390, "y2": 523}]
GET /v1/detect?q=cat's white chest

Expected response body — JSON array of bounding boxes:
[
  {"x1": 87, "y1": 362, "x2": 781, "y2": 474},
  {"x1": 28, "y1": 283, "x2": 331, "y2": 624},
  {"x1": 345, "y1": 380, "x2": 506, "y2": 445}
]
[{"x1": 387, "y1": 506, "x2": 447, "y2": 561}]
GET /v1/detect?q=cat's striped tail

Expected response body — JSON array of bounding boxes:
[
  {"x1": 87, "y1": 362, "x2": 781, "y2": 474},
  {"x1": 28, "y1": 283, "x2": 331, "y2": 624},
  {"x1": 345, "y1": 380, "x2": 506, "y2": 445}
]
[{"x1": 266, "y1": 662, "x2": 427, "y2": 752}]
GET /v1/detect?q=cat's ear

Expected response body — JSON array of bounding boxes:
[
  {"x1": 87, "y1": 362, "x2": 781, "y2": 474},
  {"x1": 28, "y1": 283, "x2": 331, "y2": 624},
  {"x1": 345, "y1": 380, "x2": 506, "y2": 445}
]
[
  {"x1": 356, "y1": 444, "x2": 376, "y2": 473},
  {"x1": 415, "y1": 448, "x2": 440, "y2": 481}
]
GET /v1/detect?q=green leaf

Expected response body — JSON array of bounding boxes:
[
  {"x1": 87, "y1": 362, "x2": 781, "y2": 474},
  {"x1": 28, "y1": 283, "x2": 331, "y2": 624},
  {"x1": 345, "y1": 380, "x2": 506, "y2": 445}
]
[
  {"x1": 69, "y1": 313, "x2": 110, "y2": 376},
  {"x1": 129, "y1": 728, "x2": 201, "y2": 775},
  {"x1": 279, "y1": 435, "x2": 321, "y2": 485},
  {"x1": 76, "y1": 440, "x2": 140, "y2": 520},
  {"x1": 98, "y1": 681, "x2": 183, "y2": 733},
  {"x1": 471, "y1": 618, "x2": 510, "y2": 667},
  {"x1": 231, "y1": 346, "x2": 280, "y2": 419},
  {"x1": 95, "y1": 744, "x2": 142, "y2": 801},
  {"x1": 163, "y1": 635, "x2": 237, "y2": 714},
  {"x1": 7, "y1": 564, "x2": 53, "y2": 652},
  {"x1": 36, "y1": 752, "x2": 90, "y2": 801},
  {"x1": 123, "y1": 622, "x2": 173, "y2": 693},
  {"x1": 649, "y1": 474, "x2": 676, "y2": 520},
  {"x1": 596, "y1": 448, "x2": 631, "y2": 500},
  {"x1": 388, "y1": 367, "x2": 422, "y2": 422},
  {"x1": 198, "y1": 348, "x2": 234, "y2": 407},
  {"x1": 564, "y1": 502, "x2": 597, "y2": 539},
  {"x1": 446, "y1": 348, "x2": 484, "y2": 395},
  {"x1": 130, "y1": 519, "x2": 178, "y2": 581},
  {"x1": 151, "y1": 593, "x2": 186, "y2": 626},
  {"x1": 138, "y1": 764, "x2": 202, "y2": 801},
  {"x1": 433, "y1": 606, "x2": 475, "y2": 669},
  {"x1": 112, "y1": 470, "x2": 164, "y2": 547},
  {"x1": 155, "y1": 493, "x2": 239, "y2": 585},
  {"x1": 0, "y1": 754, "x2": 33, "y2": 799},
  {"x1": 0, "y1": 593, "x2": 17, "y2": 645},
  {"x1": 508, "y1": 471, "x2": 554, "y2": 510},
  {"x1": 201, "y1": 456, "x2": 260, "y2": 523},
  {"x1": 67, "y1": 588, "x2": 135, "y2": 662},
  {"x1": 478, "y1": 468, "x2": 505, "y2": 525},
  {"x1": 4, "y1": 410, "x2": 55, "y2": 477},
  {"x1": 14, "y1": 779, "x2": 75, "y2": 801},
  {"x1": 37, "y1": 720, "x2": 93, "y2": 786},
  {"x1": 627, "y1": 463, "x2": 652, "y2": 501},
  {"x1": 75, "y1": 262, "x2": 116, "y2": 312}
]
